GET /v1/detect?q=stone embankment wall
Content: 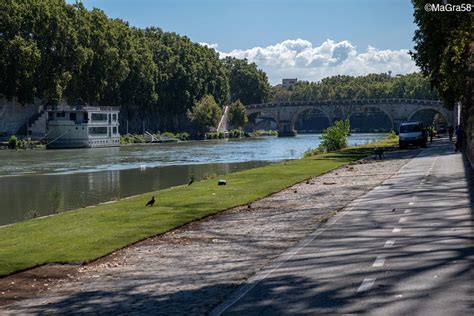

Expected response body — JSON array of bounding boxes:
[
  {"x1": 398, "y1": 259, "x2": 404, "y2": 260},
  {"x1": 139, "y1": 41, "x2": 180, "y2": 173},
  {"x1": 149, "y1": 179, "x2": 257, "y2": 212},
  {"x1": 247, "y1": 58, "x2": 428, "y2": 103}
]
[
  {"x1": 463, "y1": 27, "x2": 474, "y2": 167},
  {"x1": 0, "y1": 96, "x2": 43, "y2": 137}
]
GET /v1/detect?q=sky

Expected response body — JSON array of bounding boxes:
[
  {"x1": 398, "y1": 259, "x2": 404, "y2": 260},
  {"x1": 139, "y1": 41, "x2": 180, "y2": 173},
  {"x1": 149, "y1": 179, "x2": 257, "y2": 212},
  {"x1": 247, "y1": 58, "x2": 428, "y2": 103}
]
[{"x1": 69, "y1": 0, "x2": 420, "y2": 84}]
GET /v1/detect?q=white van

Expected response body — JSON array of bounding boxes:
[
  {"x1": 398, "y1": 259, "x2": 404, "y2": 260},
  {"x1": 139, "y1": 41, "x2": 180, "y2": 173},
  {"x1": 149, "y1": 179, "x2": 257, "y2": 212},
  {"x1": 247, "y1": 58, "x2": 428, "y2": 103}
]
[{"x1": 398, "y1": 122, "x2": 427, "y2": 149}]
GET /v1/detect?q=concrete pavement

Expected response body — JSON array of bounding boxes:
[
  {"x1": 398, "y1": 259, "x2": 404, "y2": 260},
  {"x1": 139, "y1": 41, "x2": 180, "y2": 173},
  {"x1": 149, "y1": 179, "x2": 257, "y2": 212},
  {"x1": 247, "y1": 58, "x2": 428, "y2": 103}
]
[{"x1": 212, "y1": 139, "x2": 474, "y2": 315}]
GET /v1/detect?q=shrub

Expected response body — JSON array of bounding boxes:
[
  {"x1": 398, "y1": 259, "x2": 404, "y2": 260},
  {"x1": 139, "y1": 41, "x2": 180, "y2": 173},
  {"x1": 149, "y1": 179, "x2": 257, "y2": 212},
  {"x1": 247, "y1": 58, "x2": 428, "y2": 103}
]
[
  {"x1": 319, "y1": 119, "x2": 350, "y2": 152},
  {"x1": 120, "y1": 135, "x2": 132, "y2": 144},
  {"x1": 388, "y1": 130, "x2": 398, "y2": 139},
  {"x1": 177, "y1": 132, "x2": 189, "y2": 141},
  {"x1": 304, "y1": 147, "x2": 325, "y2": 157},
  {"x1": 162, "y1": 132, "x2": 176, "y2": 139},
  {"x1": 133, "y1": 134, "x2": 145, "y2": 143},
  {"x1": 250, "y1": 130, "x2": 278, "y2": 137},
  {"x1": 8, "y1": 135, "x2": 18, "y2": 149},
  {"x1": 229, "y1": 129, "x2": 244, "y2": 138}
]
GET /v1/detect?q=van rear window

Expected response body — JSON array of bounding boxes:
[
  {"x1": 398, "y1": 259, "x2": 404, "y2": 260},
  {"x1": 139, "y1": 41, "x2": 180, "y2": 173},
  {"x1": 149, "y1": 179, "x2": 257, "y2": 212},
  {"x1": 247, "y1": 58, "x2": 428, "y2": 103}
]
[{"x1": 400, "y1": 124, "x2": 421, "y2": 133}]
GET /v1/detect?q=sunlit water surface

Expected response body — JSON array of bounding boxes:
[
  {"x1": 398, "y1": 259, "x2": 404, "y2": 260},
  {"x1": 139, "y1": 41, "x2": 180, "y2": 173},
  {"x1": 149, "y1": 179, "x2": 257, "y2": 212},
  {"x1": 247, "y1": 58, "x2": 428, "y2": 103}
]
[{"x1": 0, "y1": 133, "x2": 385, "y2": 225}]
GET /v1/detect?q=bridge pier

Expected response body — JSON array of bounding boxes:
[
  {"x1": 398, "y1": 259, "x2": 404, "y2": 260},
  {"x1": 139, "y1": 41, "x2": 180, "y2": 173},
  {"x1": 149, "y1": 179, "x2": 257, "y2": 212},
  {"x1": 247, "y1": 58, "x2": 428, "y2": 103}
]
[{"x1": 278, "y1": 120, "x2": 297, "y2": 137}]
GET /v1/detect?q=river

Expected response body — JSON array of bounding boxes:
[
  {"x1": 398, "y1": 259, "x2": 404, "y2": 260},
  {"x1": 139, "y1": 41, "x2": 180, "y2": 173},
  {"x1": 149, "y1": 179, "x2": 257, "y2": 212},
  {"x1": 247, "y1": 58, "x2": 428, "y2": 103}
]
[{"x1": 0, "y1": 133, "x2": 386, "y2": 226}]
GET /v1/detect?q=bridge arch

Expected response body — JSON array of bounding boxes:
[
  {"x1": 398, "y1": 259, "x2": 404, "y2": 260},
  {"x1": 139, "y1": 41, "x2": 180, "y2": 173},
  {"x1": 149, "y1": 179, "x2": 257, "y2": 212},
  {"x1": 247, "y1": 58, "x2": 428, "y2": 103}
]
[
  {"x1": 407, "y1": 106, "x2": 451, "y2": 126},
  {"x1": 290, "y1": 107, "x2": 332, "y2": 132},
  {"x1": 246, "y1": 109, "x2": 279, "y2": 131},
  {"x1": 348, "y1": 105, "x2": 395, "y2": 132}
]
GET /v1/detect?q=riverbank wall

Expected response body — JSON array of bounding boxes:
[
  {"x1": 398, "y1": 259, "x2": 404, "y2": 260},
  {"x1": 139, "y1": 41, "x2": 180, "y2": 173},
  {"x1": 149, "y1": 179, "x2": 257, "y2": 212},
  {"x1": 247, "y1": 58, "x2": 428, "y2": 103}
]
[{"x1": 0, "y1": 96, "x2": 43, "y2": 138}]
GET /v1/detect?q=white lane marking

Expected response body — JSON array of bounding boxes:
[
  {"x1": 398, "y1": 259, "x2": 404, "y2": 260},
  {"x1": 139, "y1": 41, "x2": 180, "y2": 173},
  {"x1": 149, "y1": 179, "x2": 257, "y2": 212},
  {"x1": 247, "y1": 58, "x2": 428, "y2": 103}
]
[
  {"x1": 357, "y1": 278, "x2": 376, "y2": 292},
  {"x1": 392, "y1": 227, "x2": 402, "y2": 233},
  {"x1": 373, "y1": 255, "x2": 386, "y2": 267},
  {"x1": 384, "y1": 240, "x2": 395, "y2": 247},
  {"x1": 404, "y1": 209, "x2": 411, "y2": 214},
  {"x1": 210, "y1": 205, "x2": 358, "y2": 315},
  {"x1": 399, "y1": 217, "x2": 407, "y2": 223},
  {"x1": 409, "y1": 202, "x2": 414, "y2": 205}
]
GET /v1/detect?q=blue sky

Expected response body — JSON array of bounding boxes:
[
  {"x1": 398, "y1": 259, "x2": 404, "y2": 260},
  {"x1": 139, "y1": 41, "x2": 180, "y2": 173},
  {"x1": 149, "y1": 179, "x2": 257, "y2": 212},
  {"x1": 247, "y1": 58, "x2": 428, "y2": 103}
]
[{"x1": 69, "y1": 0, "x2": 419, "y2": 84}]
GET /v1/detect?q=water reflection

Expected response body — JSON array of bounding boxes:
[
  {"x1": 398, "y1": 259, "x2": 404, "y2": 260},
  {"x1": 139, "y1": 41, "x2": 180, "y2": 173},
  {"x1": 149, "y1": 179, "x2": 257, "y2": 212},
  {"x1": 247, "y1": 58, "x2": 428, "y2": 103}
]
[
  {"x1": 0, "y1": 161, "x2": 270, "y2": 226},
  {"x1": 0, "y1": 134, "x2": 386, "y2": 226}
]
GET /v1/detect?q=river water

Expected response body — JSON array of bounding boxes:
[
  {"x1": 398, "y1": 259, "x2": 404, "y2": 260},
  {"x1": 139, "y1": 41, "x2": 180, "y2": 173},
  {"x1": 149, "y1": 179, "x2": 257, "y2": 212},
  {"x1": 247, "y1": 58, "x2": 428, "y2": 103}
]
[{"x1": 0, "y1": 133, "x2": 385, "y2": 226}]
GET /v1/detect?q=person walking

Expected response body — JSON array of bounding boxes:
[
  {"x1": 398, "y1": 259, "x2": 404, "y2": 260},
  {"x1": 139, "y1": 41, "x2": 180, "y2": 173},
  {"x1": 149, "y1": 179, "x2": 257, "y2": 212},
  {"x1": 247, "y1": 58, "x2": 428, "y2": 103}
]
[{"x1": 448, "y1": 126, "x2": 454, "y2": 141}]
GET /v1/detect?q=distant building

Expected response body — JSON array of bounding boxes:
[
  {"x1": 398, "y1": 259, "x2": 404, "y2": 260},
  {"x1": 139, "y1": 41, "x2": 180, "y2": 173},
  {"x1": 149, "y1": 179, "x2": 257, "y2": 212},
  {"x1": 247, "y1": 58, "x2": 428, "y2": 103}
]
[
  {"x1": 46, "y1": 105, "x2": 120, "y2": 149},
  {"x1": 282, "y1": 78, "x2": 298, "y2": 88}
]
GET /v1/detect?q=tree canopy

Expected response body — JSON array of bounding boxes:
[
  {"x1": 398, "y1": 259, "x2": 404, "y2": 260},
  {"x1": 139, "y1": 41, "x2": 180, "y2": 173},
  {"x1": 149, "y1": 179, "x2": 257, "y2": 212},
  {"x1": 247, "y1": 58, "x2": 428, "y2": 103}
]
[
  {"x1": 271, "y1": 73, "x2": 440, "y2": 102},
  {"x1": 228, "y1": 100, "x2": 248, "y2": 129},
  {"x1": 223, "y1": 57, "x2": 271, "y2": 104},
  {"x1": 410, "y1": 0, "x2": 472, "y2": 107},
  {"x1": 0, "y1": 0, "x2": 271, "y2": 132},
  {"x1": 187, "y1": 95, "x2": 222, "y2": 133}
]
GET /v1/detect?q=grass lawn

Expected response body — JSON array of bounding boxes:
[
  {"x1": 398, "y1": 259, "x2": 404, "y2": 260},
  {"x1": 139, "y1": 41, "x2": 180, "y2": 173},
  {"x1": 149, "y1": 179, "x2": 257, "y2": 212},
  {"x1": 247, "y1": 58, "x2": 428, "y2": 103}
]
[{"x1": 0, "y1": 138, "x2": 397, "y2": 277}]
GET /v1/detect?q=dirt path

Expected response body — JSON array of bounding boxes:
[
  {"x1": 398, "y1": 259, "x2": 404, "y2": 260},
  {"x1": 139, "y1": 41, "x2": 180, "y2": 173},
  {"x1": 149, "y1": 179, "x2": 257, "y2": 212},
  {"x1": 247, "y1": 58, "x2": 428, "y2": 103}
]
[{"x1": 1, "y1": 149, "x2": 419, "y2": 315}]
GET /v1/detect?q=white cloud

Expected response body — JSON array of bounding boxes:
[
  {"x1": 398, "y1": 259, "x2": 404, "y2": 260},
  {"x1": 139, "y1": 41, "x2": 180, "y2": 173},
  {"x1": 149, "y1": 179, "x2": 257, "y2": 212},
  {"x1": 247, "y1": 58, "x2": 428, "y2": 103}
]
[
  {"x1": 208, "y1": 39, "x2": 419, "y2": 85},
  {"x1": 199, "y1": 42, "x2": 219, "y2": 50}
]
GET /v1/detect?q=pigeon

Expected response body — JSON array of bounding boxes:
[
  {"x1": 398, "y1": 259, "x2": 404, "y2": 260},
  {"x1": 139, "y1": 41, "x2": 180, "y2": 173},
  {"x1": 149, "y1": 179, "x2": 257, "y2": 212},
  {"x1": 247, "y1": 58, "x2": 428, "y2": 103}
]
[
  {"x1": 188, "y1": 175, "x2": 195, "y2": 186},
  {"x1": 146, "y1": 196, "x2": 155, "y2": 207}
]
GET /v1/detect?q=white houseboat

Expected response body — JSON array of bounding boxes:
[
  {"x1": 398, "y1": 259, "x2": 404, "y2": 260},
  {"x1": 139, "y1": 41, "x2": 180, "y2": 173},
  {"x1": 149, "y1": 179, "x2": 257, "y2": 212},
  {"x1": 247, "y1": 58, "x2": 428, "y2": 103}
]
[{"x1": 46, "y1": 105, "x2": 120, "y2": 149}]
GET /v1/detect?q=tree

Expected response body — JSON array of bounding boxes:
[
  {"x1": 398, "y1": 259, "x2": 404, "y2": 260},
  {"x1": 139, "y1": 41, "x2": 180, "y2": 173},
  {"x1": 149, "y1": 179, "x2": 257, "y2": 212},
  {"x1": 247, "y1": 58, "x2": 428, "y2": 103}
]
[
  {"x1": 187, "y1": 95, "x2": 222, "y2": 133},
  {"x1": 228, "y1": 100, "x2": 248, "y2": 129},
  {"x1": 223, "y1": 57, "x2": 271, "y2": 104},
  {"x1": 410, "y1": 0, "x2": 471, "y2": 107}
]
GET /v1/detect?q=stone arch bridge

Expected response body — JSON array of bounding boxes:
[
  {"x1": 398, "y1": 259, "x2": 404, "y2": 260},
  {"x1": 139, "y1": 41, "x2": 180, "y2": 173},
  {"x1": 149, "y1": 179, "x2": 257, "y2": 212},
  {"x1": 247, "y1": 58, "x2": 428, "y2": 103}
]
[{"x1": 245, "y1": 98, "x2": 454, "y2": 136}]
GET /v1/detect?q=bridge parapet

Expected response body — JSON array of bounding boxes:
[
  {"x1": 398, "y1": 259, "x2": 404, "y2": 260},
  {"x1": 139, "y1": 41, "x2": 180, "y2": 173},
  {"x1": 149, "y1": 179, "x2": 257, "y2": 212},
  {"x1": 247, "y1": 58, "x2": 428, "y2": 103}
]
[{"x1": 247, "y1": 98, "x2": 445, "y2": 109}]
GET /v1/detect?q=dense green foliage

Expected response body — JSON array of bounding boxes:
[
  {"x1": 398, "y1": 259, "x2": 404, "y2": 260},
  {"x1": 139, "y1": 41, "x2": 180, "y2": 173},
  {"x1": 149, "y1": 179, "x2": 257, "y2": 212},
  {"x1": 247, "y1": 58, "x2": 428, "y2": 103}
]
[
  {"x1": 411, "y1": 0, "x2": 472, "y2": 107},
  {"x1": 0, "y1": 0, "x2": 271, "y2": 132},
  {"x1": 228, "y1": 129, "x2": 245, "y2": 138},
  {"x1": 187, "y1": 95, "x2": 222, "y2": 133},
  {"x1": 0, "y1": 137, "x2": 397, "y2": 276},
  {"x1": 250, "y1": 130, "x2": 279, "y2": 137},
  {"x1": 228, "y1": 100, "x2": 248, "y2": 129},
  {"x1": 7, "y1": 135, "x2": 17, "y2": 149},
  {"x1": 320, "y1": 119, "x2": 351, "y2": 152},
  {"x1": 223, "y1": 57, "x2": 271, "y2": 104},
  {"x1": 271, "y1": 73, "x2": 439, "y2": 102}
]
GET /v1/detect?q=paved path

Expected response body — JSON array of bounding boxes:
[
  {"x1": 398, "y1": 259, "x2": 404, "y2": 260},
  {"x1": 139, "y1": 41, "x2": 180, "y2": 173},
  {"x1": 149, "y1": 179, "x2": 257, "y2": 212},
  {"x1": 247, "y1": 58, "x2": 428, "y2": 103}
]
[{"x1": 213, "y1": 140, "x2": 474, "y2": 315}]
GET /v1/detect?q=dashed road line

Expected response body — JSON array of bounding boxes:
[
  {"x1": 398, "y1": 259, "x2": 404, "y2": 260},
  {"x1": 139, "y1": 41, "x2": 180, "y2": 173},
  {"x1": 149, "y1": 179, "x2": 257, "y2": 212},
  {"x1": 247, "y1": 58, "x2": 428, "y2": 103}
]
[
  {"x1": 357, "y1": 278, "x2": 376, "y2": 292},
  {"x1": 372, "y1": 255, "x2": 386, "y2": 267}
]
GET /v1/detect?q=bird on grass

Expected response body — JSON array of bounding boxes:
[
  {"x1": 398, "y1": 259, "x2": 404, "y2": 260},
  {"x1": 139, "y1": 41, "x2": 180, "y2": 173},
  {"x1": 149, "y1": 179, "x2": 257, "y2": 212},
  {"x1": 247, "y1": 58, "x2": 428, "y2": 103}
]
[
  {"x1": 146, "y1": 196, "x2": 155, "y2": 207},
  {"x1": 188, "y1": 175, "x2": 195, "y2": 186}
]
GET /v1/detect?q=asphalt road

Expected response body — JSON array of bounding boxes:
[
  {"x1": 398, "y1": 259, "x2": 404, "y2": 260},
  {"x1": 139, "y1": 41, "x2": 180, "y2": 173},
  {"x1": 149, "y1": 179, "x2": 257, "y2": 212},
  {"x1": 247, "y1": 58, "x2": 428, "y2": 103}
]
[{"x1": 212, "y1": 139, "x2": 474, "y2": 315}]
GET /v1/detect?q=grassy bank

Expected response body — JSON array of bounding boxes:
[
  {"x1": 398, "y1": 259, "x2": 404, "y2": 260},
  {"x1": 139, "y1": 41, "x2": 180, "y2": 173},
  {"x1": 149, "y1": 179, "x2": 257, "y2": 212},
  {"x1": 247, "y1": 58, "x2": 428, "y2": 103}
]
[{"x1": 0, "y1": 138, "x2": 397, "y2": 277}]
